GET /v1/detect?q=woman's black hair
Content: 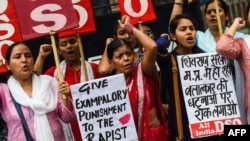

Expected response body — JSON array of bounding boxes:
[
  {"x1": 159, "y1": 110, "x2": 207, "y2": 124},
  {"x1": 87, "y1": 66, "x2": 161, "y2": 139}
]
[
  {"x1": 0, "y1": 72, "x2": 10, "y2": 83},
  {"x1": 5, "y1": 42, "x2": 25, "y2": 62},
  {"x1": 135, "y1": 21, "x2": 154, "y2": 32},
  {"x1": 169, "y1": 14, "x2": 197, "y2": 34},
  {"x1": 204, "y1": 0, "x2": 229, "y2": 26},
  {"x1": 5, "y1": 42, "x2": 36, "y2": 75},
  {"x1": 107, "y1": 38, "x2": 132, "y2": 60}
]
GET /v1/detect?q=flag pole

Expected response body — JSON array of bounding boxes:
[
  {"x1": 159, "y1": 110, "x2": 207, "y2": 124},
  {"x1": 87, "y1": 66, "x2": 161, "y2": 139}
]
[
  {"x1": 50, "y1": 31, "x2": 63, "y2": 82},
  {"x1": 215, "y1": 0, "x2": 223, "y2": 36},
  {"x1": 76, "y1": 33, "x2": 88, "y2": 81}
]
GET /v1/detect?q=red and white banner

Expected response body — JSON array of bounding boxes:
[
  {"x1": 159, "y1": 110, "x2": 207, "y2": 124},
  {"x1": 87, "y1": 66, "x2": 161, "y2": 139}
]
[
  {"x1": 12, "y1": 0, "x2": 79, "y2": 40},
  {"x1": 118, "y1": 0, "x2": 156, "y2": 24},
  {"x1": 0, "y1": 0, "x2": 22, "y2": 60},
  {"x1": 58, "y1": 0, "x2": 96, "y2": 38}
]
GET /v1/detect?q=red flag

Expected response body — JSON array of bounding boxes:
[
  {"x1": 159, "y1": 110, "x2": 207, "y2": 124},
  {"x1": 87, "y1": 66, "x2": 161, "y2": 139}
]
[
  {"x1": 0, "y1": 0, "x2": 22, "y2": 43},
  {"x1": 58, "y1": 0, "x2": 96, "y2": 38},
  {"x1": 0, "y1": 0, "x2": 22, "y2": 73},
  {"x1": 12, "y1": 0, "x2": 79, "y2": 40},
  {"x1": 118, "y1": 0, "x2": 156, "y2": 24}
]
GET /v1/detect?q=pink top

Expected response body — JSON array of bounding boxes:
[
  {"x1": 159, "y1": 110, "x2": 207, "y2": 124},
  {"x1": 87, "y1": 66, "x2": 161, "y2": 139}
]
[
  {"x1": 0, "y1": 81, "x2": 76, "y2": 141},
  {"x1": 216, "y1": 33, "x2": 250, "y2": 123}
]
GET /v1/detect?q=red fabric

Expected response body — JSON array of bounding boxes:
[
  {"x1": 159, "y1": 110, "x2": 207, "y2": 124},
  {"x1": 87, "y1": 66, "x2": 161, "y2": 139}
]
[
  {"x1": 58, "y1": 0, "x2": 96, "y2": 38},
  {"x1": 126, "y1": 65, "x2": 168, "y2": 141},
  {"x1": 0, "y1": 45, "x2": 9, "y2": 73},
  {"x1": 0, "y1": 64, "x2": 8, "y2": 74},
  {"x1": 12, "y1": 0, "x2": 78, "y2": 40},
  {"x1": 118, "y1": 0, "x2": 156, "y2": 24},
  {"x1": 1, "y1": 0, "x2": 22, "y2": 41},
  {"x1": 1, "y1": 0, "x2": 22, "y2": 68},
  {"x1": 45, "y1": 63, "x2": 100, "y2": 83},
  {"x1": 45, "y1": 62, "x2": 100, "y2": 140}
]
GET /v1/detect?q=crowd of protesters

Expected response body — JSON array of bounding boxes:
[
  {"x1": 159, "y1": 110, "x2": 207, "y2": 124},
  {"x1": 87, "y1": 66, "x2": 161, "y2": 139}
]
[{"x1": 1, "y1": 0, "x2": 250, "y2": 141}]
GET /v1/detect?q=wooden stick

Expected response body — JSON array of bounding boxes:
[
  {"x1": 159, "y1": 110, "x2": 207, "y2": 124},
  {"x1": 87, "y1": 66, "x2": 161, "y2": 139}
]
[
  {"x1": 50, "y1": 31, "x2": 63, "y2": 82},
  {"x1": 215, "y1": 0, "x2": 223, "y2": 36},
  {"x1": 171, "y1": 54, "x2": 184, "y2": 141},
  {"x1": 138, "y1": 20, "x2": 143, "y2": 32},
  {"x1": 76, "y1": 33, "x2": 88, "y2": 81}
]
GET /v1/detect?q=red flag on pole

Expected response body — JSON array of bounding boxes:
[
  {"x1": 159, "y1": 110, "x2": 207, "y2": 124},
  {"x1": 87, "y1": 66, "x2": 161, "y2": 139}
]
[
  {"x1": 0, "y1": 0, "x2": 22, "y2": 73},
  {"x1": 12, "y1": 0, "x2": 79, "y2": 40},
  {"x1": 57, "y1": 0, "x2": 96, "y2": 38},
  {"x1": 0, "y1": 0, "x2": 22, "y2": 47},
  {"x1": 118, "y1": 0, "x2": 156, "y2": 24}
]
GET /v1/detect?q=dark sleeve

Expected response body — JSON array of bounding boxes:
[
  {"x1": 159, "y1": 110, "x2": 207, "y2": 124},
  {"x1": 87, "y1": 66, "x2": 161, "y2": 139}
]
[{"x1": 157, "y1": 55, "x2": 172, "y2": 104}]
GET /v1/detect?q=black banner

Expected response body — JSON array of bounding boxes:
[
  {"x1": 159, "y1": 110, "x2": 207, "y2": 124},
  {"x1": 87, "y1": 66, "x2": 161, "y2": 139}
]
[{"x1": 224, "y1": 125, "x2": 250, "y2": 140}]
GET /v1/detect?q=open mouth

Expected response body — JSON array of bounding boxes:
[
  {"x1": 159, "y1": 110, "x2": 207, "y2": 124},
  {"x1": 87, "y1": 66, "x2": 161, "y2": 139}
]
[
  {"x1": 186, "y1": 36, "x2": 194, "y2": 43},
  {"x1": 22, "y1": 65, "x2": 29, "y2": 71},
  {"x1": 124, "y1": 64, "x2": 132, "y2": 70},
  {"x1": 210, "y1": 19, "x2": 217, "y2": 23},
  {"x1": 68, "y1": 50, "x2": 74, "y2": 54}
]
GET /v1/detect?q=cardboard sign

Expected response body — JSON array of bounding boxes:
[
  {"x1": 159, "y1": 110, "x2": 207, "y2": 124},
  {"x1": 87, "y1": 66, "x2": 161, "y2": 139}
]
[
  {"x1": 70, "y1": 74, "x2": 138, "y2": 141},
  {"x1": 177, "y1": 52, "x2": 242, "y2": 139}
]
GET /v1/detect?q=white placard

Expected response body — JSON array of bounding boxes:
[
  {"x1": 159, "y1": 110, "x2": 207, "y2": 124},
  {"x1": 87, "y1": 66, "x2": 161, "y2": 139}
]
[
  {"x1": 177, "y1": 52, "x2": 242, "y2": 139},
  {"x1": 70, "y1": 74, "x2": 138, "y2": 141}
]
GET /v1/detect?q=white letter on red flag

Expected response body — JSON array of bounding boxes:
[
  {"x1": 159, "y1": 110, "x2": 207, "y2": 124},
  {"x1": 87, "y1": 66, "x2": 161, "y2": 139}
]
[
  {"x1": 118, "y1": 0, "x2": 156, "y2": 24},
  {"x1": 12, "y1": 0, "x2": 79, "y2": 40},
  {"x1": 0, "y1": 0, "x2": 22, "y2": 59},
  {"x1": 58, "y1": 0, "x2": 96, "y2": 38}
]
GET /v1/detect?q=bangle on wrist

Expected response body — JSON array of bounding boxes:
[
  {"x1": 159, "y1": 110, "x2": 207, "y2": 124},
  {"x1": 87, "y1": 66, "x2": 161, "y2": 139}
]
[
  {"x1": 62, "y1": 94, "x2": 68, "y2": 100},
  {"x1": 174, "y1": 2, "x2": 183, "y2": 5},
  {"x1": 125, "y1": 23, "x2": 134, "y2": 34}
]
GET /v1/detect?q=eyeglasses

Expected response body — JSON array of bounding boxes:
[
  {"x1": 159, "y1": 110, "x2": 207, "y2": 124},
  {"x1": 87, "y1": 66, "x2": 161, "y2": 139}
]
[{"x1": 58, "y1": 39, "x2": 77, "y2": 47}]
